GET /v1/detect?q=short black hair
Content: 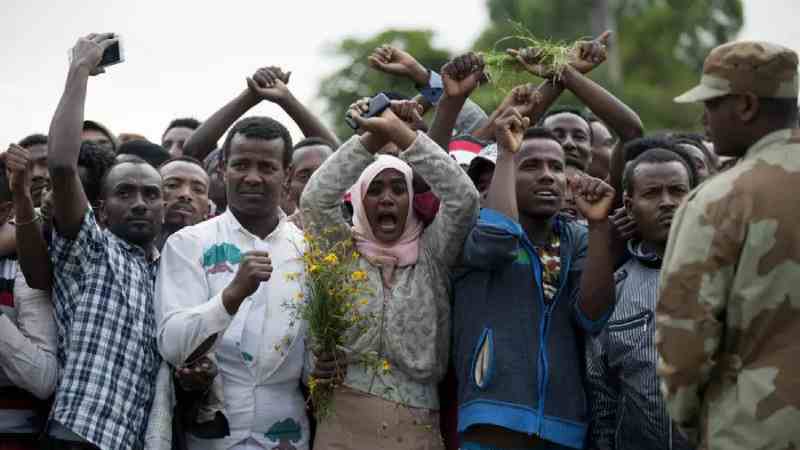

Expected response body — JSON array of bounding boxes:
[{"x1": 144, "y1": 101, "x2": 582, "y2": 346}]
[
  {"x1": 539, "y1": 105, "x2": 594, "y2": 141},
  {"x1": 163, "y1": 117, "x2": 201, "y2": 139},
  {"x1": 669, "y1": 132, "x2": 719, "y2": 170},
  {"x1": 78, "y1": 141, "x2": 117, "y2": 206},
  {"x1": 222, "y1": 116, "x2": 293, "y2": 168},
  {"x1": 18, "y1": 133, "x2": 48, "y2": 148},
  {"x1": 158, "y1": 155, "x2": 206, "y2": 171},
  {"x1": 293, "y1": 137, "x2": 335, "y2": 151},
  {"x1": 0, "y1": 159, "x2": 11, "y2": 202},
  {"x1": 118, "y1": 140, "x2": 171, "y2": 168},
  {"x1": 99, "y1": 158, "x2": 160, "y2": 200},
  {"x1": 522, "y1": 126, "x2": 561, "y2": 144},
  {"x1": 622, "y1": 140, "x2": 697, "y2": 195}
]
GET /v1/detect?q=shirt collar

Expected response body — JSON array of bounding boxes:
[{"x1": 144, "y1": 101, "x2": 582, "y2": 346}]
[
  {"x1": 223, "y1": 208, "x2": 289, "y2": 242},
  {"x1": 744, "y1": 128, "x2": 794, "y2": 161},
  {"x1": 107, "y1": 230, "x2": 160, "y2": 262},
  {"x1": 627, "y1": 240, "x2": 662, "y2": 268}
]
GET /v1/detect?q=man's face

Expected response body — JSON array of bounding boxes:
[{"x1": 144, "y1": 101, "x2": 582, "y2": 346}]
[
  {"x1": 703, "y1": 95, "x2": 744, "y2": 157},
  {"x1": 162, "y1": 126, "x2": 194, "y2": 158},
  {"x1": 515, "y1": 138, "x2": 567, "y2": 220},
  {"x1": 560, "y1": 166, "x2": 583, "y2": 221},
  {"x1": 224, "y1": 135, "x2": 287, "y2": 219},
  {"x1": 362, "y1": 168, "x2": 410, "y2": 244},
  {"x1": 82, "y1": 129, "x2": 113, "y2": 152},
  {"x1": 625, "y1": 161, "x2": 691, "y2": 246},
  {"x1": 160, "y1": 161, "x2": 210, "y2": 229},
  {"x1": 100, "y1": 162, "x2": 164, "y2": 247},
  {"x1": 27, "y1": 144, "x2": 50, "y2": 207},
  {"x1": 544, "y1": 113, "x2": 592, "y2": 171},
  {"x1": 588, "y1": 121, "x2": 614, "y2": 181},
  {"x1": 288, "y1": 145, "x2": 331, "y2": 208}
]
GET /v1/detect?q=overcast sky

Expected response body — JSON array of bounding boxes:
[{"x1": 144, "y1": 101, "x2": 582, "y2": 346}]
[{"x1": 0, "y1": 0, "x2": 796, "y2": 147}]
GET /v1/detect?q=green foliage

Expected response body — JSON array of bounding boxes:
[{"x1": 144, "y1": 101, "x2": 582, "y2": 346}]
[
  {"x1": 316, "y1": 0, "x2": 742, "y2": 136},
  {"x1": 473, "y1": 0, "x2": 743, "y2": 132},
  {"x1": 318, "y1": 29, "x2": 451, "y2": 139}
]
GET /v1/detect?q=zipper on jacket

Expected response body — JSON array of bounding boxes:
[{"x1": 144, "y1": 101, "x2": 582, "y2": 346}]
[{"x1": 528, "y1": 223, "x2": 573, "y2": 435}]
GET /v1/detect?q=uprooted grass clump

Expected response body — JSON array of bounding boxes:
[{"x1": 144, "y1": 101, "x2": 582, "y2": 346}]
[{"x1": 479, "y1": 22, "x2": 581, "y2": 89}]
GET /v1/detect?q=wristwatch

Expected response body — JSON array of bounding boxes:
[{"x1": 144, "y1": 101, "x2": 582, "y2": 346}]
[{"x1": 417, "y1": 69, "x2": 444, "y2": 105}]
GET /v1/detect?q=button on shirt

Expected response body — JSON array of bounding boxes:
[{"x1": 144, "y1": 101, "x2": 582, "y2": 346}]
[
  {"x1": 50, "y1": 210, "x2": 160, "y2": 450},
  {"x1": 157, "y1": 210, "x2": 309, "y2": 450}
]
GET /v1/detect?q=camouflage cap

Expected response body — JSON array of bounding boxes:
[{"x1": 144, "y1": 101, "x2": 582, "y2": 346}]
[{"x1": 675, "y1": 41, "x2": 799, "y2": 103}]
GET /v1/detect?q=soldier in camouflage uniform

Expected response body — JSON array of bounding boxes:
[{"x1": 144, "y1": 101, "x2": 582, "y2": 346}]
[{"x1": 656, "y1": 41, "x2": 800, "y2": 450}]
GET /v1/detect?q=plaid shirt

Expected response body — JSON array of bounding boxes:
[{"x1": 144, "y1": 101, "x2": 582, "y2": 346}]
[{"x1": 50, "y1": 210, "x2": 160, "y2": 450}]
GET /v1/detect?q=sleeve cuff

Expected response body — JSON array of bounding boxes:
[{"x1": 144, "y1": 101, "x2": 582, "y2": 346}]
[
  {"x1": 477, "y1": 208, "x2": 524, "y2": 237},
  {"x1": 418, "y1": 70, "x2": 443, "y2": 105},
  {"x1": 574, "y1": 301, "x2": 615, "y2": 334}
]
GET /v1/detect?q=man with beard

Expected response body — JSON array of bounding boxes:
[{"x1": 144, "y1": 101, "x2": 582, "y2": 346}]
[
  {"x1": 44, "y1": 33, "x2": 163, "y2": 450},
  {"x1": 156, "y1": 156, "x2": 211, "y2": 250},
  {"x1": 156, "y1": 108, "x2": 312, "y2": 448},
  {"x1": 586, "y1": 143, "x2": 696, "y2": 450},
  {"x1": 657, "y1": 40, "x2": 800, "y2": 450},
  {"x1": 17, "y1": 134, "x2": 50, "y2": 208}
]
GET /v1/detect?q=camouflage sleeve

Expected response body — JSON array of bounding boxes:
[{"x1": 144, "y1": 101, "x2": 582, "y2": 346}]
[{"x1": 656, "y1": 193, "x2": 740, "y2": 436}]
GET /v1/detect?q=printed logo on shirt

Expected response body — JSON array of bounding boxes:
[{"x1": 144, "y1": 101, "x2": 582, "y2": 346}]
[
  {"x1": 265, "y1": 418, "x2": 302, "y2": 449},
  {"x1": 203, "y1": 243, "x2": 242, "y2": 274},
  {"x1": 515, "y1": 248, "x2": 531, "y2": 265}
]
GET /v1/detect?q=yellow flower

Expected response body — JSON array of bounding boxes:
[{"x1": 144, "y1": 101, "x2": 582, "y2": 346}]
[
  {"x1": 351, "y1": 270, "x2": 367, "y2": 282},
  {"x1": 309, "y1": 264, "x2": 320, "y2": 274},
  {"x1": 308, "y1": 377, "x2": 318, "y2": 394},
  {"x1": 381, "y1": 359, "x2": 391, "y2": 374},
  {"x1": 323, "y1": 253, "x2": 339, "y2": 265},
  {"x1": 284, "y1": 272, "x2": 300, "y2": 281},
  {"x1": 360, "y1": 299, "x2": 369, "y2": 306}
]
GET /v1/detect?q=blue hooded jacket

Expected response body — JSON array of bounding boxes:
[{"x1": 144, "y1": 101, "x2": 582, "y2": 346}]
[{"x1": 452, "y1": 208, "x2": 614, "y2": 449}]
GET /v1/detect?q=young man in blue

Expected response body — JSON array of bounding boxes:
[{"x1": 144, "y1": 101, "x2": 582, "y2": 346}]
[{"x1": 453, "y1": 107, "x2": 617, "y2": 450}]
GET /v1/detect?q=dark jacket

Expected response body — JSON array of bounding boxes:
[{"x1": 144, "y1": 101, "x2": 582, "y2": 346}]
[
  {"x1": 452, "y1": 208, "x2": 612, "y2": 449},
  {"x1": 586, "y1": 241, "x2": 692, "y2": 450}
]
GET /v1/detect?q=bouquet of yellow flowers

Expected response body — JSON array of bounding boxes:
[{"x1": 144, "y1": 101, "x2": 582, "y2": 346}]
[{"x1": 283, "y1": 228, "x2": 375, "y2": 420}]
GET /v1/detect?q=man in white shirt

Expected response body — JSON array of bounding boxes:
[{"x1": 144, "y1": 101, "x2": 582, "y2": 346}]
[
  {"x1": 0, "y1": 150, "x2": 58, "y2": 448},
  {"x1": 156, "y1": 113, "x2": 309, "y2": 450}
]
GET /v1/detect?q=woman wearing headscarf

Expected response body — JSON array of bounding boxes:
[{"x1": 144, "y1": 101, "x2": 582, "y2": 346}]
[{"x1": 300, "y1": 100, "x2": 479, "y2": 450}]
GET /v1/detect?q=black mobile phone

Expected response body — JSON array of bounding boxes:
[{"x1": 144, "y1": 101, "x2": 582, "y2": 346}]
[
  {"x1": 345, "y1": 93, "x2": 391, "y2": 130},
  {"x1": 98, "y1": 37, "x2": 124, "y2": 68}
]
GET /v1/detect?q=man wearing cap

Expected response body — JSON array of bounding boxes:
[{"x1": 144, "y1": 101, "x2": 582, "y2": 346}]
[{"x1": 656, "y1": 40, "x2": 800, "y2": 450}]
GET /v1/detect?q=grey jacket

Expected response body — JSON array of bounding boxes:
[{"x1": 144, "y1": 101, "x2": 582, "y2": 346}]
[
  {"x1": 586, "y1": 241, "x2": 692, "y2": 450},
  {"x1": 300, "y1": 132, "x2": 479, "y2": 410}
]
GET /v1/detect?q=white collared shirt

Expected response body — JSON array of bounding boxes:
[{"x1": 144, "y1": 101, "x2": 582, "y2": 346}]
[{"x1": 156, "y1": 209, "x2": 309, "y2": 450}]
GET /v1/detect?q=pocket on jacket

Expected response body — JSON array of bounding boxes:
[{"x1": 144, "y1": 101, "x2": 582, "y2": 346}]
[
  {"x1": 471, "y1": 327, "x2": 495, "y2": 390},
  {"x1": 607, "y1": 310, "x2": 652, "y2": 332}
]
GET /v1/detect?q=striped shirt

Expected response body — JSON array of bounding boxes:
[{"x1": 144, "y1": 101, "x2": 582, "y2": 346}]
[
  {"x1": 585, "y1": 241, "x2": 692, "y2": 450},
  {"x1": 50, "y1": 210, "x2": 160, "y2": 450}
]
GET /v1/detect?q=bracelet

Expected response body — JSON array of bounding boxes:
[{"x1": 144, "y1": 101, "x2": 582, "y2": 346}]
[{"x1": 14, "y1": 214, "x2": 42, "y2": 227}]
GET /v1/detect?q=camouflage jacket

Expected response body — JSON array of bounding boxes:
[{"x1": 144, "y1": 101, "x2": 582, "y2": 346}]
[{"x1": 656, "y1": 128, "x2": 800, "y2": 450}]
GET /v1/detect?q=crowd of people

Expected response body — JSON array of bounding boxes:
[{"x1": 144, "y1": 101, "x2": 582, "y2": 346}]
[{"x1": 0, "y1": 29, "x2": 798, "y2": 450}]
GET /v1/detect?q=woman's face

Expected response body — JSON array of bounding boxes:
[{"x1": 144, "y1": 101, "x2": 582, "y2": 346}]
[{"x1": 363, "y1": 168, "x2": 410, "y2": 244}]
